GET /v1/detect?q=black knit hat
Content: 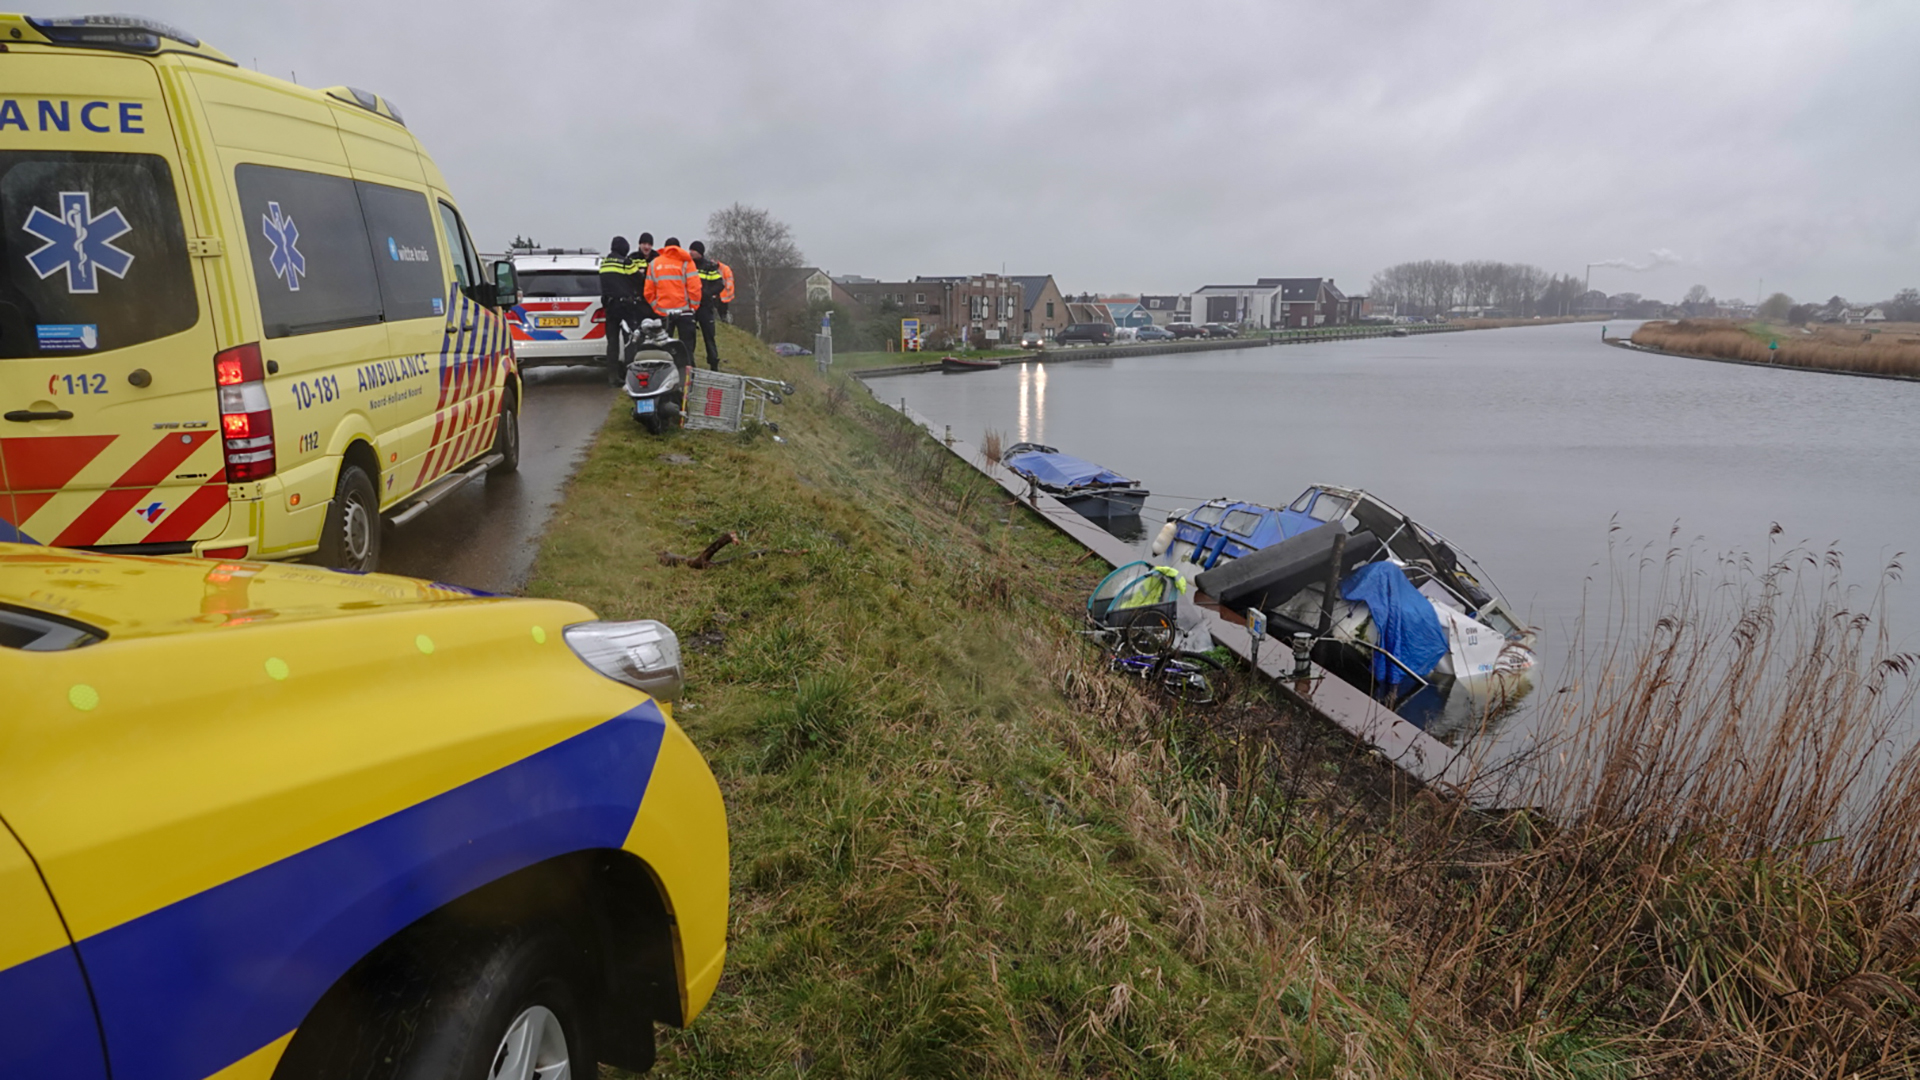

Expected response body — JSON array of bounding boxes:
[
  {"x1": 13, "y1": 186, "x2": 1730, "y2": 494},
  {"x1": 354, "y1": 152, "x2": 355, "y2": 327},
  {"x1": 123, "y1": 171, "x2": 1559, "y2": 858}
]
[
  {"x1": 689, "y1": 240, "x2": 705, "y2": 255},
  {"x1": 608, "y1": 235, "x2": 630, "y2": 257},
  {"x1": 663, "y1": 237, "x2": 680, "y2": 248},
  {"x1": 637, "y1": 232, "x2": 654, "y2": 246}
]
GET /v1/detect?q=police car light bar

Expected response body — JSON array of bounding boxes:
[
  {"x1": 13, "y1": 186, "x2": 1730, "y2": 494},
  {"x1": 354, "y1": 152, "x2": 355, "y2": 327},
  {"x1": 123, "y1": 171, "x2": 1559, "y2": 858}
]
[{"x1": 29, "y1": 14, "x2": 200, "y2": 51}]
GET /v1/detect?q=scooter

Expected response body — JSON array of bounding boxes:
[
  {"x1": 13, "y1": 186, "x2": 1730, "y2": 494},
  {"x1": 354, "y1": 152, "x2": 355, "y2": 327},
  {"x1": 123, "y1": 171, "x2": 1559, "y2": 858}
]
[{"x1": 622, "y1": 316, "x2": 692, "y2": 435}]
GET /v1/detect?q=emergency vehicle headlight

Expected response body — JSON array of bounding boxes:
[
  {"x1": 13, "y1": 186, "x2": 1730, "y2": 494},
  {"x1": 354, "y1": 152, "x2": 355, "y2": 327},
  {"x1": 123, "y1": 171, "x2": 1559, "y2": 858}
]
[{"x1": 564, "y1": 620, "x2": 683, "y2": 702}]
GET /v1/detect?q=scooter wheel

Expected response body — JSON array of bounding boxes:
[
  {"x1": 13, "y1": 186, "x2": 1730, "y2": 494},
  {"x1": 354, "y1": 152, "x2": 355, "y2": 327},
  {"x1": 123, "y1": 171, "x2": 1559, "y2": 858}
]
[{"x1": 638, "y1": 412, "x2": 663, "y2": 435}]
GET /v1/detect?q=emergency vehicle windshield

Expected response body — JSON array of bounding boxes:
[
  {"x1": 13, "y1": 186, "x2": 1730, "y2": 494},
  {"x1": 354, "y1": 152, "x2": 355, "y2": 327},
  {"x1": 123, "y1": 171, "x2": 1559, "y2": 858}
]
[{"x1": 0, "y1": 150, "x2": 198, "y2": 358}]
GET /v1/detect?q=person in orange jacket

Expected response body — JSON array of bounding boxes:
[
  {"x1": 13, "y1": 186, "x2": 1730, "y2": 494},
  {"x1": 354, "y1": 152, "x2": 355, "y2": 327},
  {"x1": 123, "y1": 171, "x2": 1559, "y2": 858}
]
[{"x1": 643, "y1": 237, "x2": 702, "y2": 358}]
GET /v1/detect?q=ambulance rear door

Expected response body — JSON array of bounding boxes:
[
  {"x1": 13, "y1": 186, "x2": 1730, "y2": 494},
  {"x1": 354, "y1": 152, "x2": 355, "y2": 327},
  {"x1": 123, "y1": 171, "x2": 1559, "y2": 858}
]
[{"x1": 0, "y1": 53, "x2": 225, "y2": 549}]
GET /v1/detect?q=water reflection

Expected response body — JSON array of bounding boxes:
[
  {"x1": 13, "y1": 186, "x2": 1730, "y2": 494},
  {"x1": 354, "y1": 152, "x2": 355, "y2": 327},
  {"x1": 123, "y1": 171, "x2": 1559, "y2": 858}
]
[{"x1": 1016, "y1": 362, "x2": 1047, "y2": 444}]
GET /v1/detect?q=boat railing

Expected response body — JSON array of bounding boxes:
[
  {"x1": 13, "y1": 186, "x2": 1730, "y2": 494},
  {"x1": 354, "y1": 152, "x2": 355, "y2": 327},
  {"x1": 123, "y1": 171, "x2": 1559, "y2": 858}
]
[{"x1": 1344, "y1": 637, "x2": 1433, "y2": 691}]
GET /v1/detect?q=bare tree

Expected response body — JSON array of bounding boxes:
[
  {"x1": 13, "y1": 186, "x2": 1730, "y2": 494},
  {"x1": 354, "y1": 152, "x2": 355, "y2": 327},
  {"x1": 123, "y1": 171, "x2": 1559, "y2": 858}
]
[
  {"x1": 706, "y1": 203, "x2": 804, "y2": 338},
  {"x1": 1758, "y1": 292, "x2": 1793, "y2": 320},
  {"x1": 1683, "y1": 284, "x2": 1712, "y2": 306}
]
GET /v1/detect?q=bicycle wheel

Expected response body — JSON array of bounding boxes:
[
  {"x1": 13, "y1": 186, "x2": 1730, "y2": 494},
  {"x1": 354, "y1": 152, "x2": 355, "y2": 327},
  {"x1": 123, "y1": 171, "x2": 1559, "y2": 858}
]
[
  {"x1": 1158, "y1": 654, "x2": 1225, "y2": 706},
  {"x1": 1119, "y1": 608, "x2": 1176, "y2": 657}
]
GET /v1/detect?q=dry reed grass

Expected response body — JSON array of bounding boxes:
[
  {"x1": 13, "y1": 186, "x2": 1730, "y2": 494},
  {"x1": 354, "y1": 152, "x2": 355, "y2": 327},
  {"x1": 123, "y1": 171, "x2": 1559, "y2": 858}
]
[{"x1": 1633, "y1": 319, "x2": 1920, "y2": 378}]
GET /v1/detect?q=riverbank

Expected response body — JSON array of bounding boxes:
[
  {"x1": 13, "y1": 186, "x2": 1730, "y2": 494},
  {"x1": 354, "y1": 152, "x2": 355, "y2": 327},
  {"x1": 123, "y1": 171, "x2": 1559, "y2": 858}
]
[
  {"x1": 1629, "y1": 317, "x2": 1920, "y2": 380},
  {"x1": 527, "y1": 324, "x2": 1920, "y2": 1077},
  {"x1": 855, "y1": 323, "x2": 1465, "y2": 380}
]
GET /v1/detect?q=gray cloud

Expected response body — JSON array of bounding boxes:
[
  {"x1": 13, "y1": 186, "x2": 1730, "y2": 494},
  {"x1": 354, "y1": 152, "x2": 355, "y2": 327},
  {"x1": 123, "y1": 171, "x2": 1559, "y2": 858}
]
[{"x1": 144, "y1": 0, "x2": 1918, "y2": 304}]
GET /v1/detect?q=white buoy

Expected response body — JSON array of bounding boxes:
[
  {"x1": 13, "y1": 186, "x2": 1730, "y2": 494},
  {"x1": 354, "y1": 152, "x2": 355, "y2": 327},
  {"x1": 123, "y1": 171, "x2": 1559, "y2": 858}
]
[{"x1": 1150, "y1": 518, "x2": 1178, "y2": 556}]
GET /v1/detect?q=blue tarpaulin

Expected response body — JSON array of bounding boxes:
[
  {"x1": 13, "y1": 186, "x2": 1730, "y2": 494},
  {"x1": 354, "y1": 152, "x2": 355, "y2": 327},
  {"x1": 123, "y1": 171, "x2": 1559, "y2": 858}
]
[
  {"x1": 1339, "y1": 562, "x2": 1449, "y2": 688},
  {"x1": 1004, "y1": 451, "x2": 1133, "y2": 491}
]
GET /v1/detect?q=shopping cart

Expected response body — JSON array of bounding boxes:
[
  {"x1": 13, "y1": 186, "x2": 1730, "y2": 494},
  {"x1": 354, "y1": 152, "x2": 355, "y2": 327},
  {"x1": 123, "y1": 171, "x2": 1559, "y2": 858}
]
[{"x1": 682, "y1": 369, "x2": 796, "y2": 434}]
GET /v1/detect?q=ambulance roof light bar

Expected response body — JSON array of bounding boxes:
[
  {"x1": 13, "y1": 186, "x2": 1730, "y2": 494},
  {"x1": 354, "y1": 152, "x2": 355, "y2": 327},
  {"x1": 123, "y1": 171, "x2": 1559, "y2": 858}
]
[{"x1": 28, "y1": 14, "x2": 200, "y2": 50}]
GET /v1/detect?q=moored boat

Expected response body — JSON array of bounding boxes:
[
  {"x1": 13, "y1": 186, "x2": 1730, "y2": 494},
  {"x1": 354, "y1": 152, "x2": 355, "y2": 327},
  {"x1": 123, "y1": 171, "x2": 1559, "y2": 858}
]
[
  {"x1": 1152, "y1": 485, "x2": 1537, "y2": 720},
  {"x1": 1002, "y1": 443, "x2": 1149, "y2": 521},
  {"x1": 941, "y1": 355, "x2": 1002, "y2": 373}
]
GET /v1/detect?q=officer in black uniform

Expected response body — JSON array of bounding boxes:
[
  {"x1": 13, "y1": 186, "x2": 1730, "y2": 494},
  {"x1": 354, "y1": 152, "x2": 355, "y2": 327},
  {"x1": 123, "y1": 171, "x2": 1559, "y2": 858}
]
[
  {"x1": 597, "y1": 236, "x2": 638, "y2": 385},
  {"x1": 690, "y1": 240, "x2": 724, "y2": 371}
]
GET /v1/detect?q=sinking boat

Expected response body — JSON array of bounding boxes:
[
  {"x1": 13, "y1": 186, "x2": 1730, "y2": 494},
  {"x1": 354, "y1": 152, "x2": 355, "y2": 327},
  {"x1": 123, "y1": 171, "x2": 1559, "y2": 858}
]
[
  {"x1": 1002, "y1": 443, "x2": 1149, "y2": 521},
  {"x1": 1152, "y1": 485, "x2": 1536, "y2": 722},
  {"x1": 940, "y1": 355, "x2": 1002, "y2": 373}
]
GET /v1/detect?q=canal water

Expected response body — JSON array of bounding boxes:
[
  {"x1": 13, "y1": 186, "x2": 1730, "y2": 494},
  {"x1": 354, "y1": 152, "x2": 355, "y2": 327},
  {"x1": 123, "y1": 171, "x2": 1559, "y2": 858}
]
[{"x1": 884, "y1": 322, "x2": 1920, "y2": 757}]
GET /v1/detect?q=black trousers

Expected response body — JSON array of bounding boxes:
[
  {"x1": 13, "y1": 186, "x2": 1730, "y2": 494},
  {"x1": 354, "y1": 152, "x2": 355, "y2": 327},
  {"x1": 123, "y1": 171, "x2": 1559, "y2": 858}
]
[
  {"x1": 603, "y1": 298, "x2": 639, "y2": 369},
  {"x1": 695, "y1": 305, "x2": 720, "y2": 369},
  {"x1": 668, "y1": 312, "x2": 698, "y2": 362}
]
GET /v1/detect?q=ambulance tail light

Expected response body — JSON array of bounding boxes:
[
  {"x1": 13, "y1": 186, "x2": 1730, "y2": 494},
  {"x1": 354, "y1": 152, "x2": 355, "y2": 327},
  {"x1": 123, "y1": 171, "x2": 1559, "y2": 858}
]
[{"x1": 214, "y1": 343, "x2": 275, "y2": 481}]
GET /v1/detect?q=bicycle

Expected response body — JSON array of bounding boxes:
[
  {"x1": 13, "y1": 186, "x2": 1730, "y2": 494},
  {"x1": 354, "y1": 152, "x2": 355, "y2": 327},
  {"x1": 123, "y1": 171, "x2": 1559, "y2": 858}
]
[{"x1": 1109, "y1": 650, "x2": 1225, "y2": 706}]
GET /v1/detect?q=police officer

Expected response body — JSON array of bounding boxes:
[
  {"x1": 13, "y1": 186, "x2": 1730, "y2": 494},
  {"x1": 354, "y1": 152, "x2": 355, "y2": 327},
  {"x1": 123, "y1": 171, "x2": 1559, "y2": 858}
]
[
  {"x1": 690, "y1": 240, "x2": 725, "y2": 371},
  {"x1": 597, "y1": 236, "x2": 639, "y2": 385}
]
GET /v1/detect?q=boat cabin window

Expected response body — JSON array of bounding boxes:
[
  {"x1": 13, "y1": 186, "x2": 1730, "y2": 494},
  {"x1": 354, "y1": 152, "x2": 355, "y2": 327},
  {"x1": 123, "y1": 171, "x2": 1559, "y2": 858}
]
[
  {"x1": 1191, "y1": 504, "x2": 1225, "y2": 526},
  {"x1": 1308, "y1": 495, "x2": 1353, "y2": 523},
  {"x1": 1222, "y1": 509, "x2": 1262, "y2": 536},
  {"x1": 1288, "y1": 490, "x2": 1316, "y2": 513}
]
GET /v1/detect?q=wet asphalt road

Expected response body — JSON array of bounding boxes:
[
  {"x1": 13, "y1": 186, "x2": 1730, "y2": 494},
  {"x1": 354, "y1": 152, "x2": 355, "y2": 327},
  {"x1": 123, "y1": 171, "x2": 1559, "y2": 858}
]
[{"x1": 378, "y1": 364, "x2": 614, "y2": 594}]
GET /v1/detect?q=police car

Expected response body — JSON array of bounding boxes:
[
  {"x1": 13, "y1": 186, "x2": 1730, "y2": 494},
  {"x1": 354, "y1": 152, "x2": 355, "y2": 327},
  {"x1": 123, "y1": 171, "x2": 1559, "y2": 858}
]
[
  {"x1": 0, "y1": 13, "x2": 522, "y2": 573},
  {"x1": 507, "y1": 250, "x2": 612, "y2": 369},
  {"x1": 0, "y1": 542, "x2": 730, "y2": 1080}
]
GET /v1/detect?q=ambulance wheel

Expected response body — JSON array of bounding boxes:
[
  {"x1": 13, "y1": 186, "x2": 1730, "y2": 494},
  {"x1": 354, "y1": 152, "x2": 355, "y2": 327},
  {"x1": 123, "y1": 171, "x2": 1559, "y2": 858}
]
[
  {"x1": 386, "y1": 926, "x2": 594, "y2": 1080},
  {"x1": 318, "y1": 464, "x2": 382, "y2": 572},
  {"x1": 491, "y1": 388, "x2": 521, "y2": 476}
]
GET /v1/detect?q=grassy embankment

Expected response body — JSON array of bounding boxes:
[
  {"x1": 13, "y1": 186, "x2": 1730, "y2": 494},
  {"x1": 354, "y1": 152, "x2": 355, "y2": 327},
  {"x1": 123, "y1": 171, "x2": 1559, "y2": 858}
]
[
  {"x1": 1632, "y1": 318, "x2": 1920, "y2": 378},
  {"x1": 530, "y1": 324, "x2": 1920, "y2": 1077}
]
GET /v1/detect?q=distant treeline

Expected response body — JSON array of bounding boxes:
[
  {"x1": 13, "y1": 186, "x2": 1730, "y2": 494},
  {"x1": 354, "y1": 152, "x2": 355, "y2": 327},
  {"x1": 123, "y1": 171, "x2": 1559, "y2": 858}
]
[{"x1": 1369, "y1": 260, "x2": 1588, "y2": 317}]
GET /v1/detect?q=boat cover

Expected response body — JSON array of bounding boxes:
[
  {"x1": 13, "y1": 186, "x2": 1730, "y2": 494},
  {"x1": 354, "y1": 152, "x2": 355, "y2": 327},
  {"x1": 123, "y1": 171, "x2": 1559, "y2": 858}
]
[
  {"x1": 1339, "y1": 562, "x2": 1448, "y2": 688},
  {"x1": 1005, "y1": 451, "x2": 1133, "y2": 491}
]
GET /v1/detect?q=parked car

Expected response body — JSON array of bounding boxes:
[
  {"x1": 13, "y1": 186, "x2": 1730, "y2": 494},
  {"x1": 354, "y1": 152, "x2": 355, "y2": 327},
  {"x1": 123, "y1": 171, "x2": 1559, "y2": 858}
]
[
  {"x1": 1135, "y1": 325, "x2": 1174, "y2": 342},
  {"x1": 509, "y1": 252, "x2": 609, "y2": 370},
  {"x1": 1167, "y1": 323, "x2": 1207, "y2": 339},
  {"x1": 1019, "y1": 331, "x2": 1046, "y2": 349},
  {"x1": 0, "y1": 543, "x2": 729, "y2": 1079},
  {"x1": 771, "y1": 342, "x2": 812, "y2": 356},
  {"x1": 1202, "y1": 323, "x2": 1239, "y2": 339},
  {"x1": 1055, "y1": 323, "x2": 1115, "y2": 345}
]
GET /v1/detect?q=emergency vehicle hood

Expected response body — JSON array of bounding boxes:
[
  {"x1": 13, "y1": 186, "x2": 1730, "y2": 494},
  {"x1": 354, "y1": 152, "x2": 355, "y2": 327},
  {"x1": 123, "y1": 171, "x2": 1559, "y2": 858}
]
[{"x1": 0, "y1": 543, "x2": 502, "y2": 641}]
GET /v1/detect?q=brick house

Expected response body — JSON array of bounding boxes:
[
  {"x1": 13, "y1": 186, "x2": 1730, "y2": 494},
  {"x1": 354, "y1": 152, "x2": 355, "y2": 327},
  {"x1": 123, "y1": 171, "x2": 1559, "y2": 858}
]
[
  {"x1": 1269, "y1": 278, "x2": 1351, "y2": 328},
  {"x1": 841, "y1": 273, "x2": 1025, "y2": 345},
  {"x1": 1011, "y1": 274, "x2": 1069, "y2": 338}
]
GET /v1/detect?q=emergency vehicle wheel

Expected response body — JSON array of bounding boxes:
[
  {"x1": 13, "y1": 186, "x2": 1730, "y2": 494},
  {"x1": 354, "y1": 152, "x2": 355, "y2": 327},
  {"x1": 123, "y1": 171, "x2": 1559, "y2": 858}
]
[
  {"x1": 389, "y1": 926, "x2": 594, "y2": 1080},
  {"x1": 491, "y1": 389, "x2": 521, "y2": 476},
  {"x1": 317, "y1": 464, "x2": 381, "y2": 572}
]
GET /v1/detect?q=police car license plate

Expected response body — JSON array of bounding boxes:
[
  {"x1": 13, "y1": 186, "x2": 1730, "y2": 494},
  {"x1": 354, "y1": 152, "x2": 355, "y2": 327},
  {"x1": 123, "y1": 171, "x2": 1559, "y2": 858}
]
[
  {"x1": 536, "y1": 316, "x2": 580, "y2": 328},
  {"x1": 633, "y1": 398, "x2": 656, "y2": 415}
]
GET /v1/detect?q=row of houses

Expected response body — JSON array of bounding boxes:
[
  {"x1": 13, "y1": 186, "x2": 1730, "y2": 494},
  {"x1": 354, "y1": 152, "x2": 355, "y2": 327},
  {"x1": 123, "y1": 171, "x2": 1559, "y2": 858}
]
[{"x1": 738, "y1": 268, "x2": 1369, "y2": 345}]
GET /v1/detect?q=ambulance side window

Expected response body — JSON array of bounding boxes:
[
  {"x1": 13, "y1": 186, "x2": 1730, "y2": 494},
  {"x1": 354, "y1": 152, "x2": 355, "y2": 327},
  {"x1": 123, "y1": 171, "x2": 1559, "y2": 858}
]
[
  {"x1": 436, "y1": 201, "x2": 487, "y2": 307},
  {"x1": 356, "y1": 182, "x2": 443, "y2": 323},
  {"x1": 235, "y1": 165, "x2": 382, "y2": 338},
  {"x1": 0, "y1": 151, "x2": 198, "y2": 359}
]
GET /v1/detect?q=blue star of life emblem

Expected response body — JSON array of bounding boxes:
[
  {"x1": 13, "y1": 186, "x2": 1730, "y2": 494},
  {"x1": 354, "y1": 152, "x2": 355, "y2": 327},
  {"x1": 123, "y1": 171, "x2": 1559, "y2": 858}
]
[
  {"x1": 262, "y1": 201, "x2": 306, "y2": 291},
  {"x1": 22, "y1": 191, "x2": 135, "y2": 294}
]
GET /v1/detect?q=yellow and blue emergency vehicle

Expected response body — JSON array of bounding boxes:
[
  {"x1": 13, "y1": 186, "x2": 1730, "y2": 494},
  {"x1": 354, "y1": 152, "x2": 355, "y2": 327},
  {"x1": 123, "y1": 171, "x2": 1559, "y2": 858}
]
[
  {"x1": 0, "y1": 542, "x2": 730, "y2": 1078},
  {"x1": 0, "y1": 13, "x2": 522, "y2": 572}
]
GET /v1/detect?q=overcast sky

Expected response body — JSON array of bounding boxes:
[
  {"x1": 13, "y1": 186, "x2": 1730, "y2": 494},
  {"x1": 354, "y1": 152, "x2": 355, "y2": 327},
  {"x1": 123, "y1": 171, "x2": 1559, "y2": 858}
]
[{"x1": 145, "y1": 0, "x2": 1917, "y2": 304}]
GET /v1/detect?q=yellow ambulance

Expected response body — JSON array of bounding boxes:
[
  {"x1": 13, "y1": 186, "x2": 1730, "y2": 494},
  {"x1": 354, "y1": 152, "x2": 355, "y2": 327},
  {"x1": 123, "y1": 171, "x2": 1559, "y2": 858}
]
[{"x1": 0, "y1": 13, "x2": 521, "y2": 571}]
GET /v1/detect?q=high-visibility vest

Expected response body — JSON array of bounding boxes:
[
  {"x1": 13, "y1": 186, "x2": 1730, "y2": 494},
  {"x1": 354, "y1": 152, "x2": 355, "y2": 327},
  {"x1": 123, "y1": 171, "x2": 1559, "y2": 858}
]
[
  {"x1": 718, "y1": 262, "x2": 735, "y2": 304},
  {"x1": 597, "y1": 253, "x2": 631, "y2": 275},
  {"x1": 697, "y1": 262, "x2": 723, "y2": 308},
  {"x1": 643, "y1": 246, "x2": 702, "y2": 312}
]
